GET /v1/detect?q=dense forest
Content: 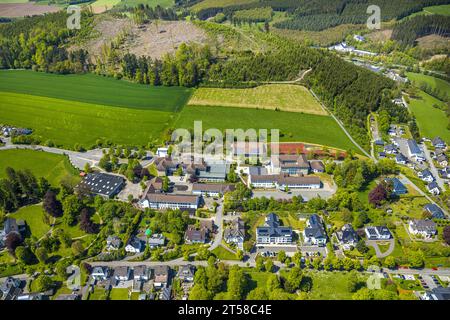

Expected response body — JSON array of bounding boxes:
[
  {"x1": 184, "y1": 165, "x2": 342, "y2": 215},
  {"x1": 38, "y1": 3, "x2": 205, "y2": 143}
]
[{"x1": 391, "y1": 15, "x2": 450, "y2": 47}]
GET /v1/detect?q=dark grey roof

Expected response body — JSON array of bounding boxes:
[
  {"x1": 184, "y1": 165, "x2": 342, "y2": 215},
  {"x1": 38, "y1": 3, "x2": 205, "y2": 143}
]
[
  {"x1": 78, "y1": 173, "x2": 125, "y2": 197},
  {"x1": 407, "y1": 139, "x2": 422, "y2": 154},
  {"x1": 257, "y1": 213, "x2": 292, "y2": 238},
  {"x1": 304, "y1": 214, "x2": 326, "y2": 239},
  {"x1": 424, "y1": 204, "x2": 445, "y2": 218},
  {"x1": 336, "y1": 224, "x2": 358, "y2": 243},
  {"x1": 428, "y1": 181, "x2": 439, "y2": 190},
  {"x1": 248, "y1": 166, "x2": 268, "y2": 176},
  {"x1": 432, "y1": 137, "x2": 446, "y2": 147}
]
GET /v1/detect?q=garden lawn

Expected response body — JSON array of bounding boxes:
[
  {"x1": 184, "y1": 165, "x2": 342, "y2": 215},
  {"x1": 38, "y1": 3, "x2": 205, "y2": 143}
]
[
  {"x1": 188, "y1": 85, "x2": 327, "y2": 115},
  {"x1": 0, "y1": 149, "x2": 79, "y2": 186},
  {"x1": 87, "y1": 287, "x2": 108, "y2": 300},
  {"x1": 211, "y1": 245, "x2": 238, "y2": 260},
  {"x1": 0, "y1": 92, "x2": 174, "y2": 148},
  {"x1": 9, "y1": 205, "x2": 51, "y2": 239},
  {"x1": 175, "y1": 105, "x2": 357, "y2": 151},
  {"x1": 407, "y1": 91, "x2": 450, "y2": 143},
  {"x1": 0, "y1": 70, "x2": 192, "y2": 112},
  {"x1": 307, "y1": 271, "x2": 367, "y2": 300},
  {"x1": 109, "y1": 288, "x2": 130, "y2": 300}
]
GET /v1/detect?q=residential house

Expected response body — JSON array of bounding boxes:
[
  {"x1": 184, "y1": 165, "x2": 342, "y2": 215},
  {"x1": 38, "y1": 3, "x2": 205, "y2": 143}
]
[
  {"x1": 156, "y1": 147, "x2": 169, "y2": 158},
  {"x1": 418, "y1": 169, "x2": 435, "y2": 183},
  {"x1": 336, "y1": 224, "x2": 358, "y2": 250},
  {"x1": 224, "y1": 218, "x2": 245, "y2": 250},
  {"x1": 439, "y1": 167, "x2": 450, "y2": 179},
  {"x1": 384, "y1": 178, "x2": 408, "y2": 195},
  {"x1": 153, "y1": 265, "x2": 170, "y2": 288},
  {"x1": 256, "y1": 213, "x2": 293, "y2": 245},
  {"x1": 143, "y1": 177, "x2": 164, "y2": 195},
  {"x1": 408, "y1": 220, "x2": 437, "y2": 238},
  {"x1": 184, "y1": 225, "x2": 208, "y2": 244},
  {"x1": 106, "y1": 236, "x2": 122, "y2": 251},
  {"x1": 395, "y1": 153, "x2": 407, "y2": 165},
  {"x1": 0, "y1": 277, "x2": 22, "y2": 301},
  {"x1": 271, "y1": 154, "x2": 310, "y2": 175},
  {"x1": 424, "y1": 204, "x2": 445, "y2": 219},
  {"x1": 141, "y1": 193, "x2": 200, "y2": 210},
  {"x1": 177, "y1": 265, "x2": 196, "y2": 283},
  {"x1": 375, "y1": 139, "x2": 385, "y2": 146},
  {"x1": 406, "y1": 139, "x2": 425, "y2": 161},
  {"x1": 159, "y1": 286, "x2": 172, "y2": 300},
  {"x1": 192, "y1": 183, "x2": 235, "y2": 197},
  {"x1": 437, "y1": 154, "x2": 448, "y2": 167},
  {"x1": 154, "y1": 157, "x2": 178, "y2": 176},
  {"x1": 310, "y1": 161, "x2": 325, "y2": 173},
  {"x1": 432, "y1": 137, "x2": 447, "y2": 150},
  {"x1": 125, "y1": 237, "x2": 144, "y2": 254},
  {"x1": 77, "y1": 173, "x2": 125, "y2": 198},
  {"x1": 303, "y1": 214, "x2": 327, "y2": 246},
  {"x1": 133, "y1": 266, "x2": 150, "y2": 281},
  {"x1": 427, "y1": 181, "x2": 440, "y2": 195},
  {"x1": 17, "y1": 293, "x2": 47, "y2": 301},
  {"x1": 114, "y1": 266, "x2": 131, "y2": 282},
  {"x1": 378, "y1": 152, "x2": 386, "y2": 159},
  {"x1": 248, "y1": 174, "x2": 278, "y2": 189},
  {"x1": 384, "y1": 144, "x2": 398, "y2": 155},
  {"x1": 91, "y1": 267, "x2": 109, "y2": 281},
  {"x1": 148, "y1": 233, "x2": 165, "y2": 249},
  {"x1": 55, "y1": 294, "x2": 81, "y2": 300},
  {"x1": 1, "y1": 218, "x2": 24, "y2": 243},
  {"x1": 365, "y1": 226, "x2": 392, "y2": 240}
]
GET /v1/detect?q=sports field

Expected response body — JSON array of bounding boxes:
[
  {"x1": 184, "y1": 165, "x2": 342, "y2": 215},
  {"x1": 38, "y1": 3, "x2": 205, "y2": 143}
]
[
  {"x1": 0, "y1": 70, "x2": 192, "y2": 112},
  {"x1": 0, "y1": 149, "x2": 80, "y2": 186},
  {"x1": 406, "y1": 72, "x2": 450, "y2": 94},
  {"x1": 175, "y1": 105, "x2": 357, "y2": 151},
  {"x1": 0, "y1": 92, "x2": 174, "y2": 148},
  {"x1": 408, "y1": 91, "x2": 450, "y2": 143},
  {"x1": 188, "y1": 85, "x2": 327, "y2": 115}
]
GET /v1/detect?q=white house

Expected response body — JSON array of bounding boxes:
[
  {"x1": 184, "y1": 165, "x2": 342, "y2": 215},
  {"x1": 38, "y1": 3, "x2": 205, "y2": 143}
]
[
  {"x1": 224, "y1": 218, "x2": 245, "y2": 250},
  {"x1": 114, "y1": 266, "x2": 131, "y2": 281},
  {"x1": 156, "y1": 147, "x2": 169, "y2": 158},
  {"x1": 427, "y1": 182, "x2": 440, "y2": 195},
  {"x1": 256, "y1": 213, "x2": 293, "y2": 245},
  {"x1": 335, "y1": 224, "x2": 358, "y2": 250},
  {"x1": 365, "y1": 226, "x2": 392, "y2": 240},
  {"x1": 418, "y1": 169, "x2": 434, "y2": 183},
  {"x1": 91, "y1": 267, "x2": 109, "y2": 281},
  {"x1": 141, "y1": 194, "x2": 200, "y2": 210},
  {"x1": 408, "y1": 220, "x2": 437, "y2": 239},
  {"x1": 133, "y1": 266, "x2": 150, "y2": 281},
  {"x1": 303, "y1": 214, "x2": 327, "y2": 246},
  {"x1": 125, "y1": 237, "x2": 144, "y2": 254}
]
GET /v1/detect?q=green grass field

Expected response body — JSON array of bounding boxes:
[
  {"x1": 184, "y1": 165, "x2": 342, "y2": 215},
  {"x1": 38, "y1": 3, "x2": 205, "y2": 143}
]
[
  {"x1": 89, "y1": 0, "x2": 121, "y2": 12},
  {"x1": 0, "y1": 70, "x2": 192, "y2": 112},
  {"x1": 191, "y1": 0, "x2": 257, "y2": 11},
  {"x1": 188, "y1": 85, "x2": 327, "y2": 115},
  {"x1": 307, "y1": 271, "x2": 367, "y2": 300},
  {"x1": 0, "y1": 149, "x2": 79, "y2": 186},
  {"x1": 423, "y1": 4, "x2": 450, "y2": 16},
  {"x1": 407, "y1": 72, "x2": 450, "y2": 94},
  {"x1": 0, "y1": 0, "x2": 28, "y2": 3},
  {"x1": 175, "y1": 105, "x2": 357, "y2": 151},
  {"x1": 113, "y1": 0, "x2": 174, "y2": 9},
  {"x1": 109, "y1": 288, "x2": 130, "y2": 300},
  {"x1": 211, "y1": 246, "x2": 238, "y2": 260},
  {"x1": 0, "y1": 92, "x2": 174, "y2": 148},
  {"x1": 408, "y1": 91, "x2": 450, "y2": 143},
  {"x1": 9, "y1": 205, "x2": 51, "y2": 239}
]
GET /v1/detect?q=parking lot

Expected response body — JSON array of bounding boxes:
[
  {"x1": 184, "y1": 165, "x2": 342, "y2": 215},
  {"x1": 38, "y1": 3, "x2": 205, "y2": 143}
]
[{"x1": 255, "y1": 245, "x2": 298, "y2": 257}]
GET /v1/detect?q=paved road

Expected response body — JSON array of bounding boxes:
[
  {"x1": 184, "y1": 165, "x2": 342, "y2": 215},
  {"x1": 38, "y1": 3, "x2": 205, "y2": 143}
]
[
  {"x1": 423, "y1": 143, "x2": 446, "y2": 191},
  {"x1": 208, "y1": 202, "x2": 224, "y2": 251}
]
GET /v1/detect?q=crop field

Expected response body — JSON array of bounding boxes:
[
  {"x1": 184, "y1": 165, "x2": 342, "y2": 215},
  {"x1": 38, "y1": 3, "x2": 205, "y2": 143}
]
[
  {"x1": 406, "y1": 72, "x2": 450, "y2": 94},
  {"x1": 88, "y1": 0, "x2": 121, "y2": 13},
  {"x1": 0, "y1": 149, "x2": 79, "y2": 186},
  {"x1": 175, "y1": 105, "x2": 357, "y2": 151},
  {"x1": 0, "y1": 70, "x2": 192, "y2": 112},
  {"x1": 0, "y1": 92, "x2": 174, "y2": 148},
  {"x1": 113, "y1": 0, "x2": 174, "y2": 9},
  {"x1": 188, "y1": 85, "x2": 327, "y2": 115},
  {"x1": 408, "y1": 91, "x2": 450, "y2": 143},
  {"x1": 191, "y1": 0, "x2": 257, "y2": 11}
]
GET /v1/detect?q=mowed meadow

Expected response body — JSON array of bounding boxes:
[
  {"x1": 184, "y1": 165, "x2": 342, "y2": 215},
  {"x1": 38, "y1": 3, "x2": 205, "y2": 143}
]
[
  {"x1": 188, "y1": 85, "x2": 327, "y2": 115},
  {"x1": 0, "y1": 70, "x2": 192, "y2": 149}
]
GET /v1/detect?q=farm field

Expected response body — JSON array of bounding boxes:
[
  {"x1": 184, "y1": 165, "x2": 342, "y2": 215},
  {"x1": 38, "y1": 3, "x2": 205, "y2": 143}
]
[
  {"x1": 188, "y1": 85, "x2": 327, "y2": 115},
  {"x1": 0, "y1": 70, "x2": 192, "y2": 112},
  {"x1": 113, "y1": 0, "x2": 174, "y2": 9},
  {"x1": 191, "y1": 0, "x2": 257, "y2": 11},
  {"x1": 0, "y1": 92, "x2": 174, "y2": 148},
  {"x1": 406, "y1": 72, "x2": 450, "y2": 94},
  {"x1": 0, "y1": 3, "x2": 59, "y2": 17},
  {"x1": 408, "y1": 91, "x2": 450, "y2": 143},
  {"x1": 0, "y1": 0, "x2": 28, "y2": 3},
  {"x1": 88, "y1": 0, "x2": 121, "y2": 13},
  {"x1": 175, "y1": 105, "x2": 358, "y2": 151},
  {"x1": 0, "y1": 149, "x2": 79, "y2": 186}
]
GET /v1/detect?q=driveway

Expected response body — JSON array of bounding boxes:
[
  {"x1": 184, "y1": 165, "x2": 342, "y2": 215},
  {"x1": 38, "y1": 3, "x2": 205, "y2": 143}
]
[
  {"x1": 366, "y1": 239, "x2": 395, "y2": 258},
  {"x1": 422, "y1": 143, "x2": 446, "y2": 191},
  {"x1": 208, "y1": 202, "x2": 224, "y2": 251}
]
